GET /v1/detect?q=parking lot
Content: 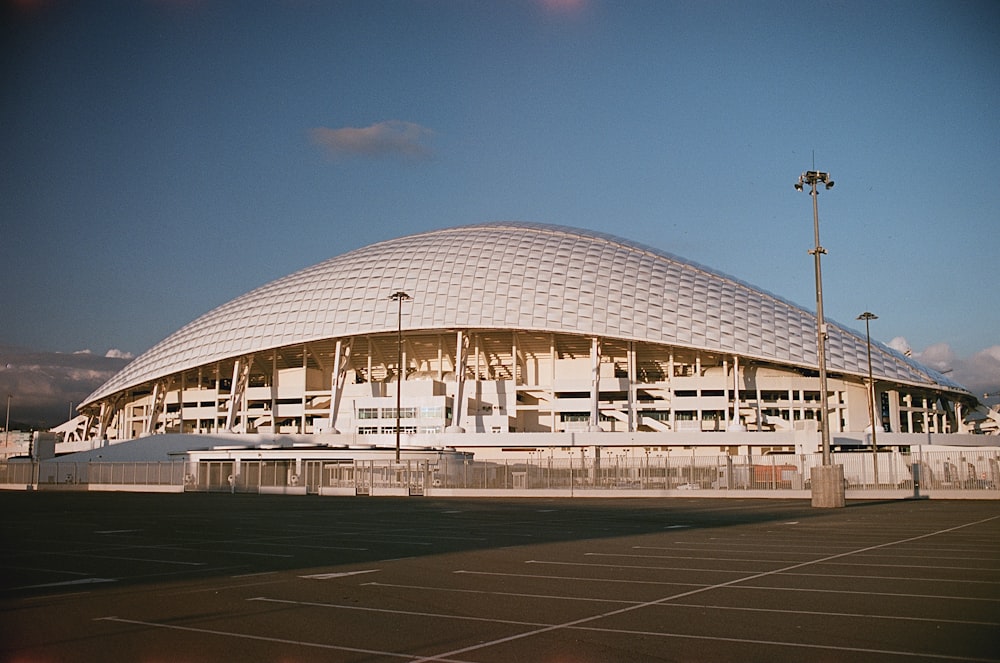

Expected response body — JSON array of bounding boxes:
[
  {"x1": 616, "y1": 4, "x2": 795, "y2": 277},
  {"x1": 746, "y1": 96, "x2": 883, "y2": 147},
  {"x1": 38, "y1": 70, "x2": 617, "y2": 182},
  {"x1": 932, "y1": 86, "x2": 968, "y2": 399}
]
[{"x1": 1, "y1": 493, "x2": 998, "y2": 662}]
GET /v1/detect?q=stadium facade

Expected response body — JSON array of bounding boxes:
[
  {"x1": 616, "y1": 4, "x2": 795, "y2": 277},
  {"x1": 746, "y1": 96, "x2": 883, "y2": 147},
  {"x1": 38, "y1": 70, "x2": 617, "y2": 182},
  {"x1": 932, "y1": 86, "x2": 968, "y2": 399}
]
[{"x1": 60, "y1": 223, "x2": 992, "y2": 460}]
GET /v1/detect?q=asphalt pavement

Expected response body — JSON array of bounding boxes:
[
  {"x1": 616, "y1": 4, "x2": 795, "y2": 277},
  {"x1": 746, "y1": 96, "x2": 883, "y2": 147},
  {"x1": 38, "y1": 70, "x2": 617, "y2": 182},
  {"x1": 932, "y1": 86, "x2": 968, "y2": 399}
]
[{"x1": 1, "y1": 492, "x2": 998, "y2": 662}]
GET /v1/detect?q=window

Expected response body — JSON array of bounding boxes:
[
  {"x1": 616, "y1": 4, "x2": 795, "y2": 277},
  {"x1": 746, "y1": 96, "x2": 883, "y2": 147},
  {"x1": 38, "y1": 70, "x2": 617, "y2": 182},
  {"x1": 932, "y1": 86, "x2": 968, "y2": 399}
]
[
  {"x1": 381, "y1": 425, "x2": 417, "y2": 434},
  {"x1": 383, "y1": 407, "x2": 417, "y2": 420},
  {"x1": 357, "y1": 408, "x2": 380, "y2": 419}
]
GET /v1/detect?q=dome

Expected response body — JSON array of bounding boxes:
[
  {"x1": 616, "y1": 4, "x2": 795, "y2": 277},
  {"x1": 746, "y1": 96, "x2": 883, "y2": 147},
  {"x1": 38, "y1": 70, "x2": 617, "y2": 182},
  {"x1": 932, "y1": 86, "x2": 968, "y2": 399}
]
[{"x1": 82, "y1": 222, "x2": 967, "y2": 407}]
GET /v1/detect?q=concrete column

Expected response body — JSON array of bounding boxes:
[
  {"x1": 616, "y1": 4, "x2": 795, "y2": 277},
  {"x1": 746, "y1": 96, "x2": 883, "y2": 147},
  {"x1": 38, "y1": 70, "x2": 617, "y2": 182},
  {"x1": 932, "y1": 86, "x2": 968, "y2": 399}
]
[
  {"x1": 448, "y1": 330, "x2": 466, "y2": 432},
  {"x1": 810, "y1": 464, "x2": 845, "y2": 508},
  {"x1": 589, "y1": 337, "x2": 601, "y2": 432}
]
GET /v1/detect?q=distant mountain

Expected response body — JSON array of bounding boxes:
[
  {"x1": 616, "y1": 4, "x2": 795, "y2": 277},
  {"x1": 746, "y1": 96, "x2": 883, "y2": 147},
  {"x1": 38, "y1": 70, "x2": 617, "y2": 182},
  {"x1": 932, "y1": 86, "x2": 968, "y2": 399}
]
[{"x1": 0, "y1": 345, "x2": 131, "y2": 430}]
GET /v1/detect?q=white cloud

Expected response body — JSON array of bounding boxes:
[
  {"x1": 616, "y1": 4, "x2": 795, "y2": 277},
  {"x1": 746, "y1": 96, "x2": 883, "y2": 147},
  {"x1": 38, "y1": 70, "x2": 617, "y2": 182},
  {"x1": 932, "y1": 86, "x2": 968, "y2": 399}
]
[
  {"x1": 105, "y1": 349, "x2": 134, "y2": 359},
  {"x1": 0, "y1": 346, "x2": 131, "y2": 428},
  {"x1": 309, "y1": 120, "x2": 433, "y2": 159},
  {"x1": 887, "y1": 336, "x2": 912, "y2": 356},
  {"x1": 893, "y1": 338, "x2": 1000, "y2": 400}
]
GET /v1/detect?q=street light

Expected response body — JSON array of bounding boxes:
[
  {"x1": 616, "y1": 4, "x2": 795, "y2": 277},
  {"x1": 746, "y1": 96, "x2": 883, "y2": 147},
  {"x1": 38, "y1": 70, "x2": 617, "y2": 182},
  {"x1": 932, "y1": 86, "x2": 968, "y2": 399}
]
[
  {"x1": 388, "y1": 291, "x2": 412, "y2": 462},
  {"x1": 857, "y1": 311, "x2": 879, "y2": 485},
  {"x1": 795, "y1": 170, "x2": 835, "y2": 465}
]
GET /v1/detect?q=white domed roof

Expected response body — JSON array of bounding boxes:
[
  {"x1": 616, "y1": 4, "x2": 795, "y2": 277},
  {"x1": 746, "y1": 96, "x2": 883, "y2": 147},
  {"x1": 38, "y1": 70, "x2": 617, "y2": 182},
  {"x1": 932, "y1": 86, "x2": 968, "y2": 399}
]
[{"x1": 83, "y1": 222, "x2": 965, "y2": 405}]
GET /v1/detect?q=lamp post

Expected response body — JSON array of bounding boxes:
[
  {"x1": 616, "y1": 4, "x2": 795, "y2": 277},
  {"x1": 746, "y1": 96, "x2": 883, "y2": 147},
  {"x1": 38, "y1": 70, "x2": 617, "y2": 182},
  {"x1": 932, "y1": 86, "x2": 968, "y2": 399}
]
[
  {"x1": 4, "y1": 394, "x2": 10, "y2": 448},
  {"x1": 857, "y1": 311, "x2": 878, "y2": 485},
  {"x1": 389, "y1": 291, "x2": 411, "y2": 462},
  {"x1": 795, "y1": 170, "x2": 835, "y2": 465}
]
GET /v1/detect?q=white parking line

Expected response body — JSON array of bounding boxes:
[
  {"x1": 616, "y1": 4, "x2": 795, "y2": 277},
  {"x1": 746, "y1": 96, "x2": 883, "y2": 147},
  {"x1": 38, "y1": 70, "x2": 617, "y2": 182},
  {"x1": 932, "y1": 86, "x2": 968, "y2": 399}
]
[
  {"x1": 240, "y1": 596, "x2": 999, "y2": 662},
  {"x1": 50, "y1": 552, "x2": 206, "y2": 566},
  {"x1": 408, "y1": 514, "x2": 1000, "y2": 663},
  {"x1": 642, "y1": 600, "x2": 1000, "y2": 627},
  {"x1": 362, "y1": 580, "x2": 643, "y2": 604},
  {"x1": 526, "y1": 559, "x2": 763, "y2": 574},
  {"x1": 300, "y1": 569, "x2": 380, "y2": 580},
  {"x1": 17, "y1": 577, "x2": 117, "y2": 590},
  {"x1": 366, "y1": 580, "x2": 999, "y2": 627},
  {"x1": 93, "y1": 616, "x2": 476, "y2": 663},
  {"x1": 455, "y1": 569, "x2": 711, "y2": 588},
  {"x1": 569, "y1": 623, "x2": 1000, "y2": 662},
  {"x1": 728, "y1": 584, "x2": 1000, "y2": 602},
  {"x1": 777, "y1": 570, "x2": 1000, "y2": 584},
  {"x1": 587, "y1": 551, "x2": 808, "y2": 563},
  {"x1": 249, "y1": 596, "x2": 547, "y2": 627}
]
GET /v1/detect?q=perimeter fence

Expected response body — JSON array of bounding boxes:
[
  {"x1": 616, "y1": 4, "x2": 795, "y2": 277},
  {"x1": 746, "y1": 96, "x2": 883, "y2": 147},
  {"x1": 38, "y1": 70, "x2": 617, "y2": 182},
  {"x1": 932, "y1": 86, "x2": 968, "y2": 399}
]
[{"x1": 1, "y1": 449, "x2": 998, "y2": 497}]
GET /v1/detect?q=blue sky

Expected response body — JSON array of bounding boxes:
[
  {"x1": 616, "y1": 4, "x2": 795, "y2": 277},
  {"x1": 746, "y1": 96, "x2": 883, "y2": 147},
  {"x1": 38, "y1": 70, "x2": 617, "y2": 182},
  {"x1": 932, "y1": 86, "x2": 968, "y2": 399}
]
[{"x1": 2, "y1": 0, "x2": 999, "y2": 409}]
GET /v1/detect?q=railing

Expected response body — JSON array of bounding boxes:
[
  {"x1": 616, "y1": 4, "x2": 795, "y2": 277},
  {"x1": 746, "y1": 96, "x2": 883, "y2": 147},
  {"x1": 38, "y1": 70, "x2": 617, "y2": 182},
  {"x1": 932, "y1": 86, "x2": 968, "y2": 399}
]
[
  {"x1": 0, "y1": 460, "x2": 188, "y2": 490},
  {"x1": 1, "y1": 450, "x2": 997, "y2": 496}
]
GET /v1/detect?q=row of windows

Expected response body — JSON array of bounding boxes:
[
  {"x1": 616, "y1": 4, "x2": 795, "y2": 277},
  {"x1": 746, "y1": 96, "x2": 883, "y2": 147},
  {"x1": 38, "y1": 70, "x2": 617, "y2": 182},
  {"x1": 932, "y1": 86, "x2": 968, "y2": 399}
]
[
  {"x1": 357, "y1": 426, "x2": 445, "y2": 435},
  {"x1": 356, "y1": 406, "x2": 451, "y2": 420}
]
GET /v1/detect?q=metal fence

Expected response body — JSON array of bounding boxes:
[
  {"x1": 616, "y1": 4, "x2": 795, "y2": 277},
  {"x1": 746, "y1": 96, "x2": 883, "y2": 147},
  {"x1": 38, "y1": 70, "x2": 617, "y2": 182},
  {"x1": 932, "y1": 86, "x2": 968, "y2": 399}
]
[
  {"x1": 0, "y1": 461, "x2": 188, "y2": 488},
  {"x1": 1, "y1": 449, "x2": 998, "y2": 496}
]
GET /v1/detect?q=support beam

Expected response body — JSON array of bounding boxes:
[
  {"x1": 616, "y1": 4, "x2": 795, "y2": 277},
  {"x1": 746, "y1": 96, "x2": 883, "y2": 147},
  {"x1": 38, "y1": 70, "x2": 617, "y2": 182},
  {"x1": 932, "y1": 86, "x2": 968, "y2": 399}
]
[
  {"x1": 327, "y1": 339, "x2": 352, "y2": 433},
  {"x1": 628, "y1": 341, "x2": 637, "y2": 432},
  {"x1": 448, "y1": 330, "x2": 468, "y2": 432},
  {"x1": 270, "y1": 352, "x2": 278, "y2": 431},
  {"x1": 589, "y1": 337, "x2": 601, "y2": 432},
  {"x1": 96, "y1": 401, "x2": 109, "y2": 442},
  {"x1": 225, "y1": 356, "x2": 253, "y2": 432},
  {"x1": 729, "y1": 355, "x2": 745, "y2": 431},
  {"x1": 143, "y1": 381, "x2": 165, "y2": 436}
]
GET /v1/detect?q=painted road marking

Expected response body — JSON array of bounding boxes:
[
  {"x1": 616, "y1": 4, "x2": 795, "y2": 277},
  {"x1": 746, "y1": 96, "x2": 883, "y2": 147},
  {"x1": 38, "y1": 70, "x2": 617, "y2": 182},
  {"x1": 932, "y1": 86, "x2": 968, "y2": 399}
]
[
  {"x1": 588, "y1": 552, "x2": 807, "y2": 563},
  {"x1": 50, "y1": 551, "x2": 207, "y2": 566},
  {"x1": 645, "y1": 600, "x2": 1000, "y2": 627},
  {"x1": 362, "y1": 581, "x2": 643, "y2": 604},
  {"x1": 409, "y1": 514, "x2": 1000, "y2": 663},
  {"x1": 94, "y1": 616, "x2": 475, "y2": 663},
  {"x1": 18, "y1": 578, "x2": 117, "y2": 590},
  {"x1": 245, "y1": 596, "x2": 999, "y2": 663},
  {"x1": 249, "y1": 596, "x2": 546, "y2": 626},
  {"x1": 300, "y1": 569, "x2": 380, "y2": 580},
  {"x1": 454, "y1": 569, "x2": 711, "y2": 588},
  {"x1": 526, "y1": 559, "x2": 761, "y2": 574}
]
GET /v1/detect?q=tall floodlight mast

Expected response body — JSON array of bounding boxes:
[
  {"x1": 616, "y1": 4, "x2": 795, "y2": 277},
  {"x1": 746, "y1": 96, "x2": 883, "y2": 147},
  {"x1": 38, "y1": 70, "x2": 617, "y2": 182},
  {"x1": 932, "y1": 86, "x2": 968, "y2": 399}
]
[
  {"x1": 795, "y1": 170, "x2": 835, "y2": 465},
  {"x1": 388, "y1": 291, "x2": 412, "y2": 462}
]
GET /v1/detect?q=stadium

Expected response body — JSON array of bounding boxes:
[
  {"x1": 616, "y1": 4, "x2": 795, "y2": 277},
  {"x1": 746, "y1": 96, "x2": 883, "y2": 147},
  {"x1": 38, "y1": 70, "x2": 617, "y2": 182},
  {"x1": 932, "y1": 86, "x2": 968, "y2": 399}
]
[{"x1": 52, "y1": 222, "x2": 992, "y2": 466}]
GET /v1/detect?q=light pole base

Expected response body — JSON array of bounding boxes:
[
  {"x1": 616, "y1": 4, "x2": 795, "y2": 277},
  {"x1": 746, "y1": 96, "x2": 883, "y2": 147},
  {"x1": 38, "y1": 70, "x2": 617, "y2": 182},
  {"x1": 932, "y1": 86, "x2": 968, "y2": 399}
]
[{"x1": 810, "y1": 464, "x2": 846, "y2": 508}]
